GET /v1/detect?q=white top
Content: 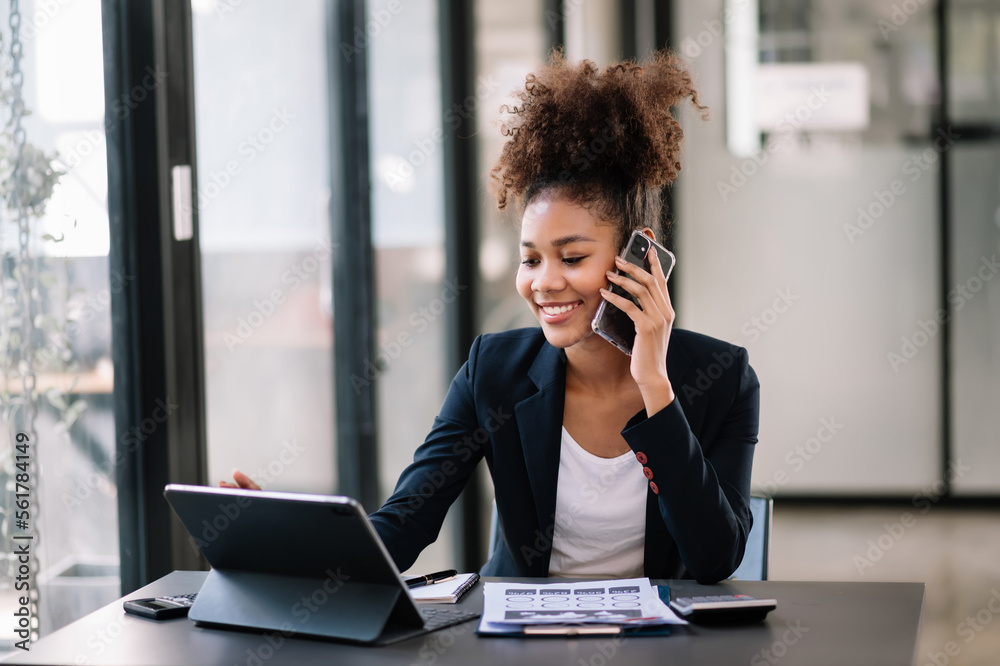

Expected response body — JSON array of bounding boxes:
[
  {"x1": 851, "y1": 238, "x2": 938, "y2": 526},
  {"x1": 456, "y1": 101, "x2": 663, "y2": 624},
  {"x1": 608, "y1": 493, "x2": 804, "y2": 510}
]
[{"x1": 548, "y1": 426, "x2": 648, "y2": 578}]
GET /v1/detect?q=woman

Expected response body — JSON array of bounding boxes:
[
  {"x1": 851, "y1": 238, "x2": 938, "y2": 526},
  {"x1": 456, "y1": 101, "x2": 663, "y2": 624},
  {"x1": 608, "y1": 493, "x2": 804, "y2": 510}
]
[{"x1": 227, "y1": 50, "x2": 759, "y2": 584}]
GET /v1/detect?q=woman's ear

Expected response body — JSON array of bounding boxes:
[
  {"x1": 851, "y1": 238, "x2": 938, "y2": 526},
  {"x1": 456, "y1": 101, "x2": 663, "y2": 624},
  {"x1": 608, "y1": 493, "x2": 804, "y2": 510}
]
[{"x1": 640, "y1": 227, "x2": 656, "y2": 241}]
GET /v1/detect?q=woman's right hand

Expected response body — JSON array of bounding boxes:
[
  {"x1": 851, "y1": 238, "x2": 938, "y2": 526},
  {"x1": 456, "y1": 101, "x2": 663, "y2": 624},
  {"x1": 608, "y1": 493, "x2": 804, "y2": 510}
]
[{"x1": 219, "y1": 468, "x2": 261, "y2": 491}]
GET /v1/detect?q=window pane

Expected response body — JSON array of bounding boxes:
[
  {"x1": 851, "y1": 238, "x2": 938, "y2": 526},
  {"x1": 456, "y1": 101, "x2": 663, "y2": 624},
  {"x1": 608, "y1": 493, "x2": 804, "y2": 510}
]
[
  {"x1": 949, "y1": 142, "x2": 1000, "y2": 494},
  {"x1": 474, "y1": 0, "x2": 548, "y2": 556},
  {"x1": 0, "y1": 0, "x2": 117, "y2": 643},
  {"x1": 475, "y1": 0, "x2": 546, "y2": 336},
  {"x1": 947, "y1": 0, "x2": 1000, "y2": 125},
  {"x1": 677, "y1": 0, "x2": 940, "y2": 494},
  {"x1": 191, "y1": 1, "x2": 336, "y2": 494},
  {"x1": 367, "y1": 0, "x2": 454, "y2": 574}
]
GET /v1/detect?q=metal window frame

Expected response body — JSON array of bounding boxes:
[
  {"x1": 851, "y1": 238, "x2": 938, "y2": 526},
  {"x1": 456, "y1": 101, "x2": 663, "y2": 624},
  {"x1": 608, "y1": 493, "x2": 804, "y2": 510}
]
[
  {"x1": 440, "y1": 0, "x2": 484, "y2": 572},
  {"x1": 102, "y1": 0, "x2": 207, "y2": 594},
  {"x1": 328, "y1": 0, "x2": 380, "y2": 513}
]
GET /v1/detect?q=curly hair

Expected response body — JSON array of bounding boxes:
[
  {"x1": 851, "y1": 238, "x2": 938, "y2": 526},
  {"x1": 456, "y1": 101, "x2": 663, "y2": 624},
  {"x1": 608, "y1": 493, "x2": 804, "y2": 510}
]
[{"x1": 490, "y1": 49, "x2": 707, "y2": 248}]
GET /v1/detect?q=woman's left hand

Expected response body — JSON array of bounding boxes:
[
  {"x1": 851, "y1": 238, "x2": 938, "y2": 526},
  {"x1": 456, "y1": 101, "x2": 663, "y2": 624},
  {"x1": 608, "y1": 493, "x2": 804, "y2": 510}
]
[{"x1": 600, "y1": 247, "x2": 676, "y2": 414}]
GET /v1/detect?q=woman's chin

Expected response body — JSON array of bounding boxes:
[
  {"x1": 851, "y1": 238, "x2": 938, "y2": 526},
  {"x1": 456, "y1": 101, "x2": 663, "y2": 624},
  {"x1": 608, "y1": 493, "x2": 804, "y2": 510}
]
[{"x1": 539, "y1": 322, "x2": 597, "y2": 350}]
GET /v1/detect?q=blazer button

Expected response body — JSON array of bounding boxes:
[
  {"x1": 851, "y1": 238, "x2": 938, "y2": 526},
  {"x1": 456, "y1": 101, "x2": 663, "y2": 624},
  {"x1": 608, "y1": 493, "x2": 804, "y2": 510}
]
[
  {"x1": 649, "y1": 481, "x2": 659, "y2": 495},
  {"x1": 635, "y1": 451, "x2": 648, "y2": 465},
  {"x1": 642, "y1": 466, "x2": 653, "y2": 480}
]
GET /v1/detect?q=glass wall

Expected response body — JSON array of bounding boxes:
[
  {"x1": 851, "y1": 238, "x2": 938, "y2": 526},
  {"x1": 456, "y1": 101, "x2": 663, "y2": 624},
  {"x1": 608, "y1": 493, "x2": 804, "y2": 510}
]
[
  {"x1": 476, "y1": 0, "x2": 547, "y2": 336},
  {"x1": 948, "y1": 0, "x2": 1000, "y2": 494},
  {"x1": 0, "y1": 0, "x2": 118, "y2": 641},
  {"x1": 191, "y1": 1, "x2": 336, "y2": 494},
  {"x1": 675, "y1": 0, "x2": 941, "y2": 494},
  {"x1": 474, "y1": 0, "x2": 549, "y2": 549},
  {"x1": 366, "y1": 0, "x2": 454, "y2": 574}
]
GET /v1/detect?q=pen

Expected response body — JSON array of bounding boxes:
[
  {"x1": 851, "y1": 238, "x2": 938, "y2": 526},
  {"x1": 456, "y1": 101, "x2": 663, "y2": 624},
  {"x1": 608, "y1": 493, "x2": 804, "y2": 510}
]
[{"x1": 406, "y1": 569, "x2": 458, "y2": 588}]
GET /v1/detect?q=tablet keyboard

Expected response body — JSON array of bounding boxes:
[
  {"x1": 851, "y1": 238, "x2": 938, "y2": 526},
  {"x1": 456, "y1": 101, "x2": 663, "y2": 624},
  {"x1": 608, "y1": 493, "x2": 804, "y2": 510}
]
[{"x1": 419, "y1": 606, "x2": 481, "y2": 631}]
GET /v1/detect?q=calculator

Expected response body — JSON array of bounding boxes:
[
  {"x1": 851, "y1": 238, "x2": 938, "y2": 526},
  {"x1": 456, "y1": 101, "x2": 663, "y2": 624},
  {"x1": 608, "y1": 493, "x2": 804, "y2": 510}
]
[
  {"x1": 669, "y1": 594, "x2": 776, "y2": 623},
  {"x1": 123, "y1": 593, "x2": 198, "y2": 620}
]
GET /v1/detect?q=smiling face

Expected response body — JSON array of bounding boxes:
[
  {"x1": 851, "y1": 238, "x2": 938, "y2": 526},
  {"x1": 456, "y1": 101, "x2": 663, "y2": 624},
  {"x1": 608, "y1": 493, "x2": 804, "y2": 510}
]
[{"x1": 516, "y1": 192, "x2": 620, "y2": 350}]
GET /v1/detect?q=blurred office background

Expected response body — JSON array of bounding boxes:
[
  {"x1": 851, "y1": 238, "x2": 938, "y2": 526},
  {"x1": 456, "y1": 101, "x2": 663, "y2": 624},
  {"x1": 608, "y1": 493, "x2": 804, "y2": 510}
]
[{"x1": 0, "y1": 0, "x2": 997, "y2": 663}]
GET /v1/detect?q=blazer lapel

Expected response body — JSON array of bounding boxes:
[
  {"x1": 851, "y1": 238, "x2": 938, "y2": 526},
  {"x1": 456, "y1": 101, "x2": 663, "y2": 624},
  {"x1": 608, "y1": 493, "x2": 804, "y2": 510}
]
[{"x1": 514, "y1": 342, "x2": 566, "y2": 547}]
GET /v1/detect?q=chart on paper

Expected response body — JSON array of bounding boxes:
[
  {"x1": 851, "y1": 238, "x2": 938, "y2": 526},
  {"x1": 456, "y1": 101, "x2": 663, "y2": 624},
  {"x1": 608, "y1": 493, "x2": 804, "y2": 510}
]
[{"x1": 481, "y1": 577, "x2": 685, "y2": 625}]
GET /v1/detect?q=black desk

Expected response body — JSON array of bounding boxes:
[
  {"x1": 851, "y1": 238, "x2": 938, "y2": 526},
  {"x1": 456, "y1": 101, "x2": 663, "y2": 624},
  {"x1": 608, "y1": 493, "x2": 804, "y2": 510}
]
[{"x1": 2, "y1": 571, "x2": 924, "y2": 666}]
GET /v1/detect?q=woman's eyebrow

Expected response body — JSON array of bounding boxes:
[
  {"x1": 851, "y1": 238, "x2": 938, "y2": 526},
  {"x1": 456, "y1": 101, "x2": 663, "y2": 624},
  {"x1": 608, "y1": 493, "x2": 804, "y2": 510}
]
[{"x1": 520, "y1": 235, "x2": 598, "y2": 248}]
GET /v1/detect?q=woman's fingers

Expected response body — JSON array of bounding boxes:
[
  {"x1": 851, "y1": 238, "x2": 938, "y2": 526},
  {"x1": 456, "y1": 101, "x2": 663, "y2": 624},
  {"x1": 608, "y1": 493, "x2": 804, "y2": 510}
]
[
  {"x1": 609, "y1": 252, "x2": 673, "y2": 322},
  {"x1": 219, "y1": 469, "x2": 262, "y2": 491},
  {"x1": 600, "y1": 284, "x2": 643, "y2": 317}
]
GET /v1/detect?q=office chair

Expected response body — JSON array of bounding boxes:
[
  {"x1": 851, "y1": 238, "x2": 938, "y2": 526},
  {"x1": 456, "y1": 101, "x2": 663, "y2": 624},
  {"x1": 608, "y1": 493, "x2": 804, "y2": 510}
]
[
  {"x1": 730, "y1": 495, "x2": 772, "y2": 581},
  {"x1": 486, "y1": 495, "x2": 772, "y2": 581}
]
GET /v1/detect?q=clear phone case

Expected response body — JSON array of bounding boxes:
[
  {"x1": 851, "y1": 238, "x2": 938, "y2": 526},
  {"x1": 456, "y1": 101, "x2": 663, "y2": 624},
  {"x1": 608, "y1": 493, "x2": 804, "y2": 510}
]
[{"x1": 591, "y1": 230, "x2": 675, "y2": 355}]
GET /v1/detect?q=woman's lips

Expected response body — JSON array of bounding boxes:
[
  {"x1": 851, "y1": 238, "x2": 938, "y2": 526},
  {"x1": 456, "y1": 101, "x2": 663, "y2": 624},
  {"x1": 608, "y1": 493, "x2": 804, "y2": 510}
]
[{"x1": 538, "y1": 301, "x2": 582, "y2": 322}]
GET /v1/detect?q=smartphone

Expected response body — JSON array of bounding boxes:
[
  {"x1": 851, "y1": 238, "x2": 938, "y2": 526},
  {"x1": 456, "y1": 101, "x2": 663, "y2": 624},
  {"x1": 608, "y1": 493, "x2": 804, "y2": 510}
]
[{"x1": 591, "y1": 230, "x2": 675, "y2": 355}]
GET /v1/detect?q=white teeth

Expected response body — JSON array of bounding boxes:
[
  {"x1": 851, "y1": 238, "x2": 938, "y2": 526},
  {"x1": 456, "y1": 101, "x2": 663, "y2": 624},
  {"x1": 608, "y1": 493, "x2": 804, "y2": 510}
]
[{"x1": 541, "y1": 303, "x2": 579, "y2": 315}]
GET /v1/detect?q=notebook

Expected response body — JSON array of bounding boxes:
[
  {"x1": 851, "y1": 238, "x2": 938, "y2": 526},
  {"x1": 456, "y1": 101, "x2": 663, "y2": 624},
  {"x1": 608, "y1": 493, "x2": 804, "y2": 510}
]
[{"x1": 408, "y1": 573, "x2": 480, "y2": 603}]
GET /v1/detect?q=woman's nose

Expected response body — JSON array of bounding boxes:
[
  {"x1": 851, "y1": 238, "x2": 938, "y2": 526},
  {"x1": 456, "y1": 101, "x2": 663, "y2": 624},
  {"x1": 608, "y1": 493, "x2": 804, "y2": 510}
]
[{"x1": 533, "y1": 261, "x2": 566, "y2": 293}]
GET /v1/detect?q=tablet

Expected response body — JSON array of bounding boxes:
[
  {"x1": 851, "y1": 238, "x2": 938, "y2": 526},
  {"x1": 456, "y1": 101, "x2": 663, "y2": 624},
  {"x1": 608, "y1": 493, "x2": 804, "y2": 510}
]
[{"x1": 164, "y1": 484, "x2": 476, "y2": 644}]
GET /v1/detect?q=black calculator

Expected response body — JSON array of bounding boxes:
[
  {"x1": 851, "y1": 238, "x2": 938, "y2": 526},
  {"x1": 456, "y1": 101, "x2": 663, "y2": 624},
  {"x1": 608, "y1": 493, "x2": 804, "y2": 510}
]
[
  {"x1": 123, "y1": 593, "x2": 198, "y2": 620},
  {"x1": 669, "y1": 594, "x2": 776, "y2": 623}
]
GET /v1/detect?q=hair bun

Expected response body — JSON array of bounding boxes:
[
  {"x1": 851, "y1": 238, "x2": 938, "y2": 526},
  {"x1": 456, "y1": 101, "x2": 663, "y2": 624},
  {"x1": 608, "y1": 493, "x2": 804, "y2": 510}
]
[{"x1": 491, "y1": 49, "x2": 708, "y2": 211}]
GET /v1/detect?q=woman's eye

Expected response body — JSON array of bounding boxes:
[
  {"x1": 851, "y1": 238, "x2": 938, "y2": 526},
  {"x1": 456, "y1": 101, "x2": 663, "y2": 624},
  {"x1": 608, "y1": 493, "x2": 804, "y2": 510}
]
[
  {"x1": 520, "y1": 258, "x2": 538, "y2": 267},
  {"x1": 563, "y1": 256, "x2": 584, "y2": 265}
]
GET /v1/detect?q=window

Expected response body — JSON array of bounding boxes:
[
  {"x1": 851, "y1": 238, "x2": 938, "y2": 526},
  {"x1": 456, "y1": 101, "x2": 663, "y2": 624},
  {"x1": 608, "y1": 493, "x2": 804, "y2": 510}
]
[{"x1": 0, "y1": 0, "x2": 117, "y2": 642}]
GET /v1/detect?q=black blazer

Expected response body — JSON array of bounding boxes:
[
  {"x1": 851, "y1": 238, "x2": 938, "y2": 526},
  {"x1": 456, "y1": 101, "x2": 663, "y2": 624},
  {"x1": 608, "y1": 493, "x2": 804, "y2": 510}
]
[{"x1": 369, "y1": 327, "x2": 760, "y2": 584}]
